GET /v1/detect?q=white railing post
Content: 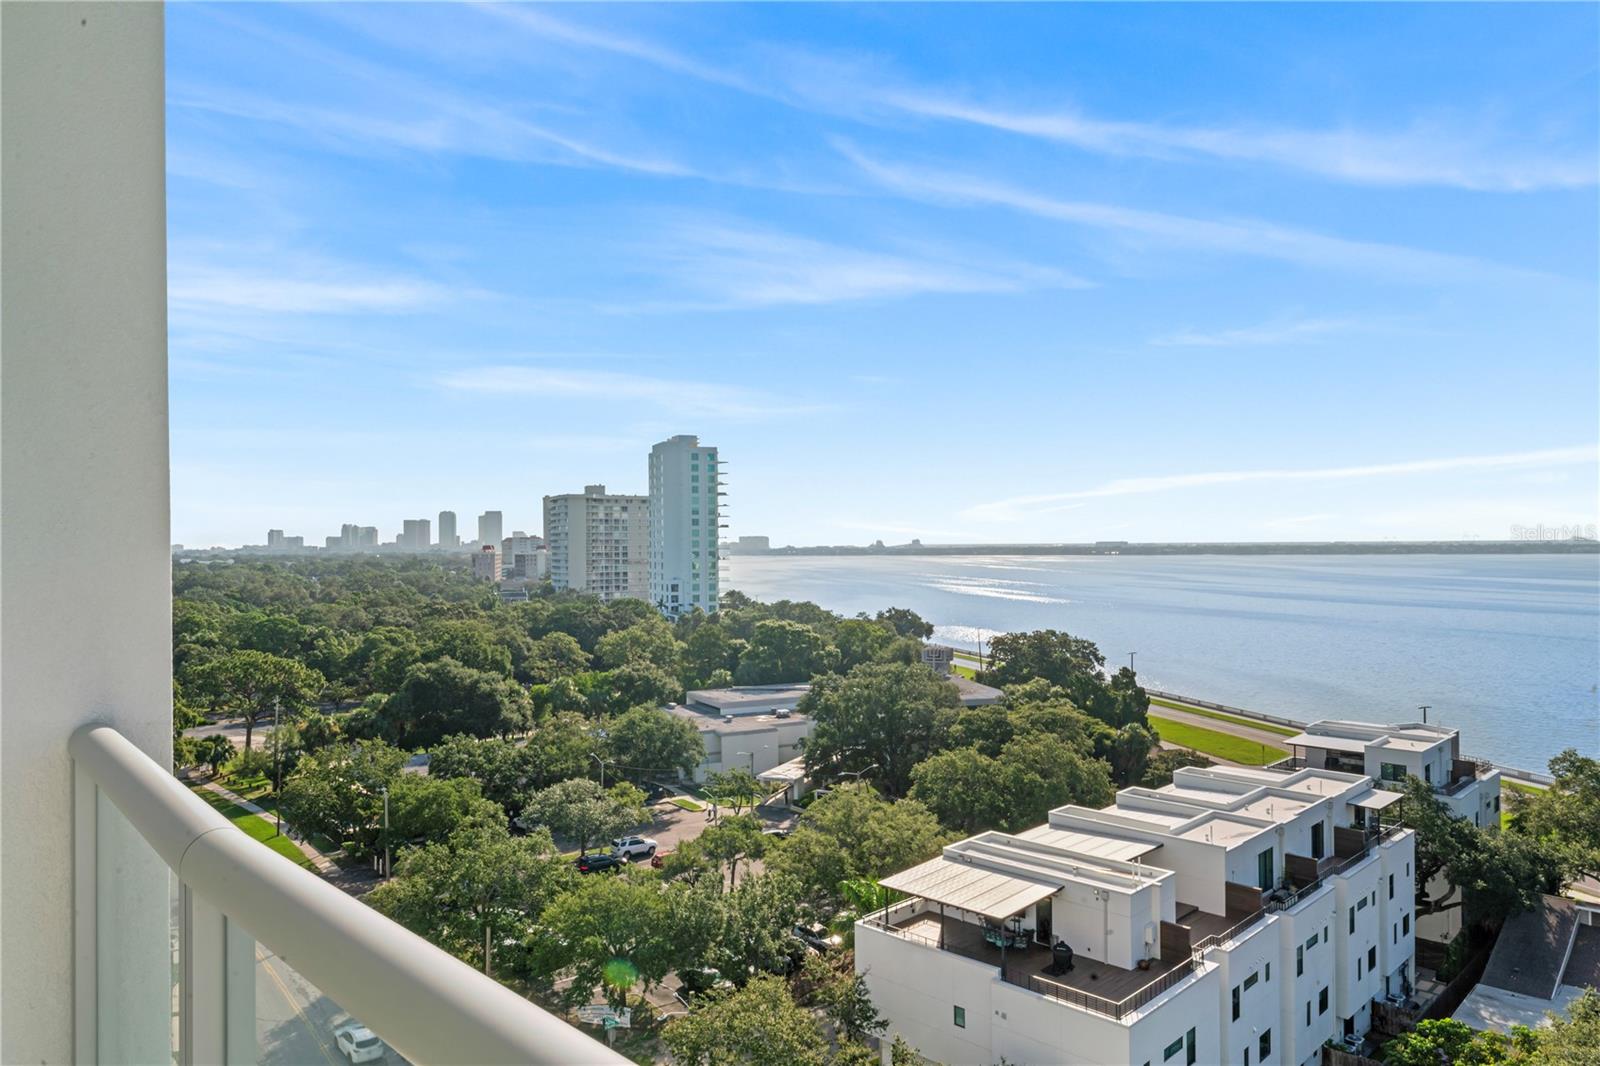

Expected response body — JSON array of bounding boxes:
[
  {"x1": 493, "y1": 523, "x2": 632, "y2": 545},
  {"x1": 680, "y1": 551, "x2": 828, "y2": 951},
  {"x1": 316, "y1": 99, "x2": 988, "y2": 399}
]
[
  {"x1": 72, "y1": 767, "x2": 99, "y2": 1065},
  {"x1": 181, "y1": 884, "x2": 249, "y2": 1066}
]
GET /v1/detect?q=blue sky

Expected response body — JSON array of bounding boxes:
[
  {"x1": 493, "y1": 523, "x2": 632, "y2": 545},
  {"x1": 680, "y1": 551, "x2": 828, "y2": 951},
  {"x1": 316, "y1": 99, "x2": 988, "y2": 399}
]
[{"x1": 167, "y1": 3, "x2": 1599, "y2": 548}]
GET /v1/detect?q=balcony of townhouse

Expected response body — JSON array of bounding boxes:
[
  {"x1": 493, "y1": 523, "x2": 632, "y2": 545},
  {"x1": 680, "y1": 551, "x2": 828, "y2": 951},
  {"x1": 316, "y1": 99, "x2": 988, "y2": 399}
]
[
  {"x1": 863, "y1": 883, "x2": 1268, "y2": 1024},
  {"x1": 1437, "y1": 755, "x2": 1495, "y2": 797}
]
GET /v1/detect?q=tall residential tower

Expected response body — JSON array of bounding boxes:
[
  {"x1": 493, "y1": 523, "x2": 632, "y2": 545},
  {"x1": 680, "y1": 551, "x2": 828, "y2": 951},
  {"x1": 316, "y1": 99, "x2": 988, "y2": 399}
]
[
  {"x1": 543, "y1": 485, "x2": 648, "y2": 602},
  {"x1": 437, "y1": 510, "x2": 458, "y2": 548},
  {"x1": 477, "y1": 510, "x2": 502, "y2": 549},
  {"x1": 648, "y1": 435, "x2": 721, "y2": 617}
]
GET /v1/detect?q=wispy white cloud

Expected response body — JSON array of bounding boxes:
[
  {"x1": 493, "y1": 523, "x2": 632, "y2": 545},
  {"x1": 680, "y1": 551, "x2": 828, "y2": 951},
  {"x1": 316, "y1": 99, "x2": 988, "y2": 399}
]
[
  {"x1": 840, "y1": 143, "x2": 1552, "y2": 285},
  {"x1": 624, "y1": 221, "x2": 1089, "y2": 311},
  {"x1": 963, "y1": 446, "x2": 1600, "y2": 521},
  {"x1": 435, "y1": 366, "x2": 825, "y2": 420},
  {"x1": 1151, "y1": 316, "x2": 1359, "y2": 348},
  {"x1": 169, "y1": 267, "x2": 455, "y2": 314},
  {"x1": 880, "y1": 94, "x2": 1596, "y2": 193}
]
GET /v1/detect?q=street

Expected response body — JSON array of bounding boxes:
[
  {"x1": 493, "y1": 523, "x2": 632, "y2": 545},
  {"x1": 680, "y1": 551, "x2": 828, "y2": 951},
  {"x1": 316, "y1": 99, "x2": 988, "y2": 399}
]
[{"x1": 256, "y1": 944, "x2": 412, "y2": 1066}]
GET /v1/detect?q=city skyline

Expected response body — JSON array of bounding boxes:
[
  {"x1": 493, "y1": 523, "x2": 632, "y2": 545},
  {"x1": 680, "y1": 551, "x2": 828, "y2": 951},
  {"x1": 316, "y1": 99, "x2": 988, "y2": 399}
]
[{"x1": 168, "y1": 4, "x2": 1598, "y2": 547}]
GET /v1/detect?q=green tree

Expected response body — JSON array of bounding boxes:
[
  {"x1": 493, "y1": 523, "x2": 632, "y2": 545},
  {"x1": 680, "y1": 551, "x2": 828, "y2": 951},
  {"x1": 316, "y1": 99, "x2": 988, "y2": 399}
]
[
  {"x1": 538, "y1": 874, "x2": 676, "y2": 1008},
  {"x1": 595, "y1": 620, "x2": 682, "y2": 673},
  {"x1": 1522, "y1": 988, "x2": 1600, "y2": 1066},
  {"x1": 683, "y1": 623, "x2": 744, "y2": 686},
  {"x1": 522, "y1": 711, "x2": 598, "y2": 790},
  {"x1": 833, "y1": 619, "x2": 894, "y2": 671},
  {"x1": 697, "y1": 814, "x2": 768, "y2": 892},
  {"x1": 191, "y1": 650, "x2": 325, "y2": 753},
  {"x1": 735, "y1": 620, "x2": 837, "y2": 685},
  {"x1": 909, "y1": 747, "x2": 1010, "y2": 833},
  {"x1": 368, "y1": 825, "x2": 574, "y2": 976},
  {"x1": 801, "y1": 663, "x2": 963, "y2": 797},
  {"x1": 387, "y1": 774, "x2": 506, "y2": 845},
  {"x1": 663, "y1": 975, "x2": 827, "y2": 1066},
  {"x1": 1379, "y1": 1017, "x2": 1506, "y2": 1066},
  {"x1": 603, "y1": 661, "x2": 685, "y2": 712},
  {"x1": 524, "y1": 632, "x2": 590, "y2": 683},
  {"x1": 279, "y1": 739, "x2": 406, "y2": 856},
  {"x1": 196, "y1": 734, "x2": 236, "y2": 777},
  {"x1": 520, "y1": 778, "x2": 649, "y2": 855},
  {"x1": 799, "y1": 954, "x2": 885, "y2": 1044},
  {"x1": 603, "y1": 704, "x2": 703, "y2": 783},
  {"x1": 874, "y1": 607, "x2": 933, "y2": 639},
  {"x1": 350, "y1": 626, "x2": 423, "y2": 693},
  {"x1": 982, "y1": 629, "x2": 1105, "y2": 690},
  {"x1": 767, "y1": 784, "x2": 945, "y2": 911},
  {"x1": 911, "y1": 734, "x2": 1114, "y2": 833},
  {"x1": 379, "y1": 658, "x2": 533, "y2": 747},
  {"x1": 1140, "y1": 748, "x2": 1214, "y2": 787},
  {"x1": 705, "y1": 768, "x2": 764, "y2": 815},
  {"x1": 1509, "y1": 750, "x2": 1600, "y2": 881},
  {"x1": 426, "y1": 734, "x2": 528, "y2": 814},
  {"x1": 889, "y1": 1035, "x2": 928, "y2": 1066},
  {"x1": 709, "y1": 873, "x2": 803, "y2": 984},
  {"x1": 422, "y1": 619, "x2": 514, "y2": 677}
]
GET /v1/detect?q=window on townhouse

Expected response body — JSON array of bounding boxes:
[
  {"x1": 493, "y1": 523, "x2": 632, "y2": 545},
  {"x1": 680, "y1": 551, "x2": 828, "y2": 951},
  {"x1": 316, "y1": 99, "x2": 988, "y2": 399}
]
[
  {"x1": 1368, "y1": 946, "x2": 1377, "y2": 970},
  {"x1": 1187, "y1": 1029, "x2": 1197, "y2": 1066},
  {"x1": 1358, "y1": 897, "x2": 1368, "y2": 912},
  {"x1": 1232, "y1": 985, "x2": 1241, "y2": 1020},
  {"x1": 1319, "y1": 987, "x2": 1329, "y2": 1014},
  {"x1": 1394, "y1": 923, "x2": 1398, "y2": 944},
  {"x1": 1323, "y1": 926, "x2": 1329, "y2": 944},
  {"x1": 1388, "y1": 874, "x2": 1394, "y2": 899},
  {"x1": 1403, "y1": 914, "x2": 1411, "y2": 935},
  {"x1": 953, "y1": 1006, "x2": 965, "y2": 1028},
  {"x1": 1244, "y1": 971, "x2": 1259, "y2": 991},
  {"x1": 1356, "y1": 958, "x2": 1362, "y2": 979},
  {"x1": 1350, "y1": 907, "x2": 1356, "y2": 933},
  {"x1": 1306, "y1": 1002, "x2": 1311, "y2": 1026},
  {"x1": 1164, "y1": 1036, "x2": 1184, "y2": 1061},
  {"x1": 1265, "y1": 963, "x2": 1271, "y2": 982},
  {"x1": 1259, "y1": 1030, "x2": 1271, "y2": 1061},
  {"x1": 1297, "y1": 945, "x2": 1304, "y2": 976}
]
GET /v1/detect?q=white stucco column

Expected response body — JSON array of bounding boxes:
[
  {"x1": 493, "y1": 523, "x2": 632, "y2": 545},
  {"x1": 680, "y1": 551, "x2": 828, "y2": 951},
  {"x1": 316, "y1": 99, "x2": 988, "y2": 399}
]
[{"x1": 2, "y1": 3, "x2": 171, "y2": 1061}]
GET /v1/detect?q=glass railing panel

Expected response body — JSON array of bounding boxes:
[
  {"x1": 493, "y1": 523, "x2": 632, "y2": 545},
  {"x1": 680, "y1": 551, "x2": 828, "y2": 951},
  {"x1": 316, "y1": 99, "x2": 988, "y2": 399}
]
[
  {"x1": 95, "y1": 784, "x2": 177, "y2": 1064},
  {"x1": 251, "y1": 938, "x2": 416, "y2": 1066}
]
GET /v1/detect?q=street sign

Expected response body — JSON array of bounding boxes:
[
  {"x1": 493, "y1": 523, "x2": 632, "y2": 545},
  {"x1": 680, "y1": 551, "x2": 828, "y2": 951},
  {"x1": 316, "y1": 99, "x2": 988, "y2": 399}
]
[{"x1": 576, "y1": 1006, "x2": 631, "y2": 1029}]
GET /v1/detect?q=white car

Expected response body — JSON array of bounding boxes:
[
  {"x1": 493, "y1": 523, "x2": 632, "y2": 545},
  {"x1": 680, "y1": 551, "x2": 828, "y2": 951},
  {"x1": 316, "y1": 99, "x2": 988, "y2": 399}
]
[
  {"x1": 335, "y1": 1024, "x2": 385, "y2": 1063},
  {"x1": 611, "y1": 835, "x2": 658, "y2": 860}
]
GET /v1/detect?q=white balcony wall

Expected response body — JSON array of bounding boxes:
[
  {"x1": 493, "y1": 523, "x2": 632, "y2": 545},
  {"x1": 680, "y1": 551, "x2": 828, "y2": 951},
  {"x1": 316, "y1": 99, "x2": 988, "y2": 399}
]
[{"x1": 1, "y1": 3, "x2": 172, "y2": 1062}]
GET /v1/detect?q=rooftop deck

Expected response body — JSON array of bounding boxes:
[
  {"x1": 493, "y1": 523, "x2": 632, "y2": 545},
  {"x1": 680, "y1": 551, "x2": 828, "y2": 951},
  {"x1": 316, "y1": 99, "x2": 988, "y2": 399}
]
[{"x1": 888, "y1": 912, "x2": 1199, "y2": 1020}]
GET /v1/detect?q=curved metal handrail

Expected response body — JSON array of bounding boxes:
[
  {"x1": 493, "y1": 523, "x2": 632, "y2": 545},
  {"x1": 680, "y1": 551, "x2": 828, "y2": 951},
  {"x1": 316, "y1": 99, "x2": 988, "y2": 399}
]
[{"x1": 71, "y1": 724, "x2": 625, "y2": 1065}]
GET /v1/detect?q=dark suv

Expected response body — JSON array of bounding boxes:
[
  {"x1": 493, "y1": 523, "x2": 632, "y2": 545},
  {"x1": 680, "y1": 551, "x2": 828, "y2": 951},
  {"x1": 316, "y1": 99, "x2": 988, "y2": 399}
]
[{"x1": 574, "y1": 852, "x2": 627, "y2": 874}]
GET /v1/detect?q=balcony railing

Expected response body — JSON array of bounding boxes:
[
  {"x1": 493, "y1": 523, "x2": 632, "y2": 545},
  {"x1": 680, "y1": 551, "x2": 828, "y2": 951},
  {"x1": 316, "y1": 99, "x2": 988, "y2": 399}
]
[
  {"x1": 1003, "y1": 959, "x2": 1198, "y2": 1021},
  {"x1": 71, "y1": 724, "x2": 624, "y2": 1065}
]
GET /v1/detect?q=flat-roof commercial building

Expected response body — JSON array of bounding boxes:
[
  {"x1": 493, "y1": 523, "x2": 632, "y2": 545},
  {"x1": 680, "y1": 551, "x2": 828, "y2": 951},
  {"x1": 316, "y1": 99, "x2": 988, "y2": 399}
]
[
  {"x1": 858, "y1": 760, "x2": 1418, "y2": 1066},
  {"x1": 669, "y1": 685, "x2": 815, "y2": 784},
  {"x1": 543, "y1": 486, "x2": 649, "y2": 603}
]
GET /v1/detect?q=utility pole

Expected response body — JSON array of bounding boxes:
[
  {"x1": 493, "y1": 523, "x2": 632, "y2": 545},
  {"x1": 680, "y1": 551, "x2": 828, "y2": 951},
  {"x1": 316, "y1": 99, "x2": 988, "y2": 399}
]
[
  {"x1": 272, "y1": 699, "x2": 282, "y2": 837},
  {"x1": 1129, "y1": 651, "x2": 1137, "y2": 673},
  {"x1": 1418, "y1": 705, "x2": 1431, "y2": 725},
  {"x1": 381, "y1": 784, "x2": 390, "y2": 879}
]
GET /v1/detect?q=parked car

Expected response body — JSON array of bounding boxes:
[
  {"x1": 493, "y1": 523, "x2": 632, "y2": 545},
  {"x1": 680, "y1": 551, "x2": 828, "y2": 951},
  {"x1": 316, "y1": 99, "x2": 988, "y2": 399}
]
[
  {"x1": 334, "y1": 1024, "x2": 385, "y2": 1063},
  {"x1": 575, "y1": 852, "x2": 627, "y2": 874},
  {"x1": 650, "y1": 849, "x2": 673, "y2": 869},
  {"x1": 761, "y1": 826, "x2": 791, "y2": 839},
  {"x1": 611, "y1": 835, "x2": 658, "y2": 860},
  {"x1": 793, "y1": 922, "x2": 842, "y2": 954}
]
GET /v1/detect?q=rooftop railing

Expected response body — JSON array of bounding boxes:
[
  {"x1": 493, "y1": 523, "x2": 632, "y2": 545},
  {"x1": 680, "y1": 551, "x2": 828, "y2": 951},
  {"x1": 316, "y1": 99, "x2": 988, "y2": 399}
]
[
  {"x1": 71, "y1": 724, "x2": 624, "y2": 1065},
  {"x1": 1004, "y1": 958, "x2": 1199, "y2": 1021}
]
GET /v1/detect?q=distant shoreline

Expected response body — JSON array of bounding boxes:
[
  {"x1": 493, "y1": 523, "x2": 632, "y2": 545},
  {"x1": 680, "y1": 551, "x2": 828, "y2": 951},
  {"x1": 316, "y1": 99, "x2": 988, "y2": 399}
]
[{"x1": 725, "y1": 539, "x2": 1598, "y2": 558}]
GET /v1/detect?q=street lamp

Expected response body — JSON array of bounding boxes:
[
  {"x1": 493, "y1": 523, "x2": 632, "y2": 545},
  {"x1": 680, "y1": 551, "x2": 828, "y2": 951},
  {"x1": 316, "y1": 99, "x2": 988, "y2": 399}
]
[
  {"x1": 589, "y1": 752, "x2": 608, "y2": 789},
  {"x1": 272, "y1": 699, "x2": 283, "y2": 837},
  {"x1": 838, "y1": 764, "x2": 879, "y2": 784},
  {"x1": 1418, "y1": 705, "x2": 1431, "y2": 725}
]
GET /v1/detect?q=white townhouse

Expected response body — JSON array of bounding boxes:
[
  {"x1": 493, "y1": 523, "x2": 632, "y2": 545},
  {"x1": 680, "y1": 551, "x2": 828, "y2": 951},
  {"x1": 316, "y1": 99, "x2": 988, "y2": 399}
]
[{"x1": 857, "y1": 761, "x2": 1421, "y2": 1066}]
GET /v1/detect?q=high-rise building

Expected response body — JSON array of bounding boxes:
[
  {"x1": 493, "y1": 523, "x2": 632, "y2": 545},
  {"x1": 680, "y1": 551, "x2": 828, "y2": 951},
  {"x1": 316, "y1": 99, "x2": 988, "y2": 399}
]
[
  {"x1": 339, "y1": 523, "x2": 363, "y2": 551},
  {"x1": 358, "y1": 526, "x2": 378, "y2": 549},
  {"x1": 400, "y1": 518, "x2": 431, "y2": 552},
  {"x1": 438, "y1": 510, "x2": 459, "y2": 549},
  {"x1": 543, "y1": 485, "x2": 648, "y2": 602},
  {"x1": 477, "y1": 510, "x2": 502, "y2": 550},
  {"x1": 266, "y1": 529, "x2": 285, "y2": 550},
  {"x1": 648, "y1": 435, "x2": 721, "y2": 617}
]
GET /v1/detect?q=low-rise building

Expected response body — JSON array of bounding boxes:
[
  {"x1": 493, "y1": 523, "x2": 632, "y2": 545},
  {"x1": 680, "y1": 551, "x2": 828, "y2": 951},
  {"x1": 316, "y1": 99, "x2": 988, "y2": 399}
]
[
  {"x1": 669, "y1": 685, "x2": 814, "y2": 784},
  {"x1": 470, "y1": 545, "x2": 500, "y2": 581},
  {"x1": 858, "y1": 761, "x2": 1417, "y2": 1066}
]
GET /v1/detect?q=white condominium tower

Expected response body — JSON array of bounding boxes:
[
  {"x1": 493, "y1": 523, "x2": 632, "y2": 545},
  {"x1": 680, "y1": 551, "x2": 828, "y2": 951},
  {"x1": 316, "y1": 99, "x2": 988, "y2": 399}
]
[
  {"x1": 438, "y1": 510, "x2": 459, "y2": 549},
  {"x1": 648, "y1": 435, "x2": 721, "y2": 617},
  {"x1": 477, "y1": 510, "x2": 502, "y2": 550},
  {"x1": 542, "y1": 485, "x2": 648, "y2": 602}
]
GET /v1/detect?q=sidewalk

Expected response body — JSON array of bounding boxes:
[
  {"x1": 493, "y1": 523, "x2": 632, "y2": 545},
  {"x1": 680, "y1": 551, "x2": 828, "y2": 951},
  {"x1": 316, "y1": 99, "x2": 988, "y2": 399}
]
[{"x1": 191, "y1": 776, "x2": 340, "y2": 875}]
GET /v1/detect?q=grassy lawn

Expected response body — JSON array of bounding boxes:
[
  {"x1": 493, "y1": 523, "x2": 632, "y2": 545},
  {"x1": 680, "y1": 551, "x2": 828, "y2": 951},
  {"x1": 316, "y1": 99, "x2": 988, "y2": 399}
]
[
  {"x1": 1149, "y1": 715, "x2": 1290, "y2": 766},
  {"x1": 249, "y1": 793, "x2": 344, "y2": 857},
  {"x1": 189, "y1": 786, "x2": 315, "y2": 869},
  {"x1": 668, "y1": 796, "x2": 707, "y2": 812},
  {"x1": 1148, "y1": 697, "x2": 1300, "y2": 738},
  {"x1": 950, "y1": 664, "x2": 978, "y2": 680}
]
